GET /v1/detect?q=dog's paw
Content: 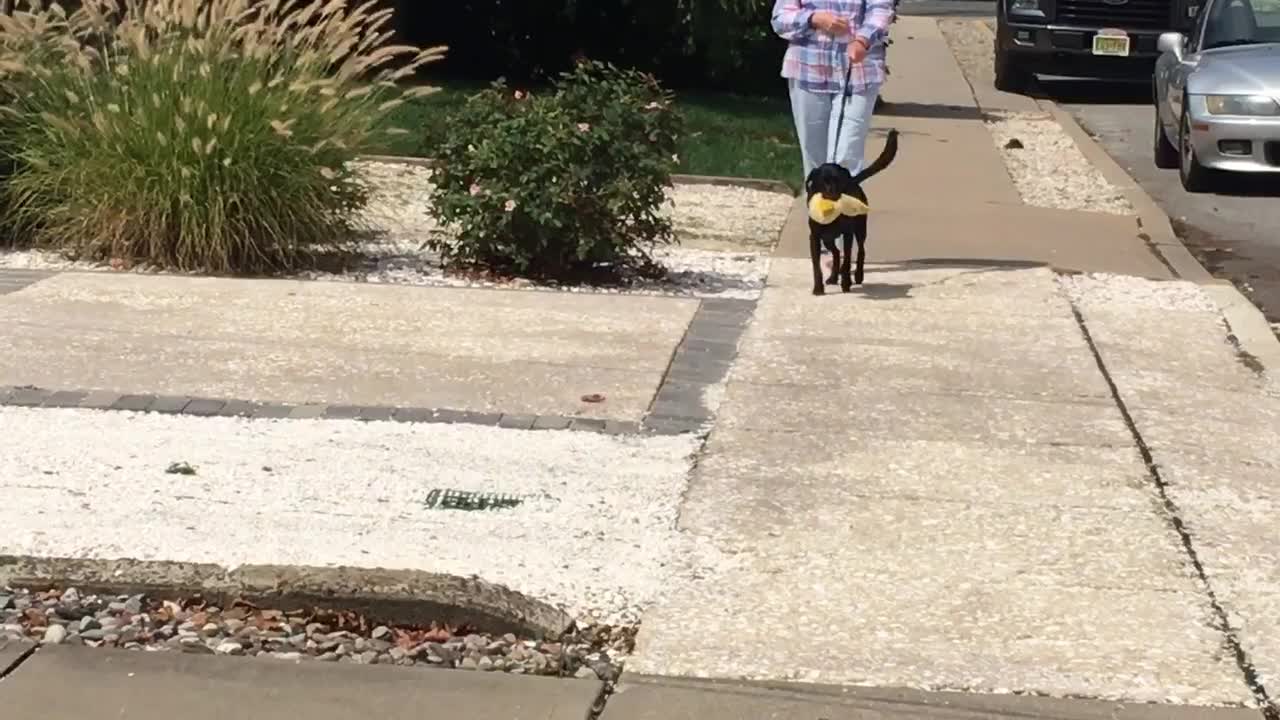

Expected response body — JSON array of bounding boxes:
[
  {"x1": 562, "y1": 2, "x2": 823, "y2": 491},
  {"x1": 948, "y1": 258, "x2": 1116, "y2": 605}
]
[
  {"x1": 841, "y1": 281, "x2": 853, "y2": 293},
  {"x1": 812, "y1": 285, "x2": 826, "y2": 296},
  {"x1": 854, "y1": 271, "x2": 865, "y2": 285},
  {"x1": 825, "y1": 276, "x2": 839, "y2": 286}
]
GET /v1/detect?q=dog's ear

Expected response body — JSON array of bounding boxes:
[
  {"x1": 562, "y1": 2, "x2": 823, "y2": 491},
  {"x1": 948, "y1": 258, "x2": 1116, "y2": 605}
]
[{"x1": 804, "y1": 168, "x2": 818, "y2": 195}]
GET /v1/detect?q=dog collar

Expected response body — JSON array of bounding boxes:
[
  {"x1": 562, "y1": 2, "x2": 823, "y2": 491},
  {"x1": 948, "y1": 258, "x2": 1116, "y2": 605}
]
[{"x1": 808, "y1": 194, "x2": 870, "y2": 225}]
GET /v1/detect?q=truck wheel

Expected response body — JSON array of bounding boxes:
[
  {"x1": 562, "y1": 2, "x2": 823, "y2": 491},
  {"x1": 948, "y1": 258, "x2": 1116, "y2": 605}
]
[
  {"x1": 1153, "y1": 87, "x2": 1178, "y2": 169},
  {"x1": 994, "y1": 42, "x2": 1029, "y2": 93}
]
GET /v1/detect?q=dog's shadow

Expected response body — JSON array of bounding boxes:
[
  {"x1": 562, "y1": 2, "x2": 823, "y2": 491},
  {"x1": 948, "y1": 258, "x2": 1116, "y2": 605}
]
[{"x1": 849, "y1": 282, "x2": 913, "y2": 300}]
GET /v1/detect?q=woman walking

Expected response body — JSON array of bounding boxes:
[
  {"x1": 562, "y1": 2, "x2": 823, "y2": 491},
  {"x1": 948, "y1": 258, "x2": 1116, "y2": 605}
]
[{"x1": 771, "y1": 0, "x2": 896, "y2": 182}]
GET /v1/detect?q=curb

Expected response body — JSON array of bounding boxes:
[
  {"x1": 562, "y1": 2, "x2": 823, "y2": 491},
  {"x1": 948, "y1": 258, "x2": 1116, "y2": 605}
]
[
  {"x1": 0, "y1": 556, "x2": 574, "y2": 639},
  {"x1": 355, "y1": 154, "x2": 794, "y2": 196},
  {"x1": 1201, "y1": 281, "x2": 1280, "y2": 373},
  {"x1": 1041, "y1": 99, "x2": 1280, "y2": 365}
]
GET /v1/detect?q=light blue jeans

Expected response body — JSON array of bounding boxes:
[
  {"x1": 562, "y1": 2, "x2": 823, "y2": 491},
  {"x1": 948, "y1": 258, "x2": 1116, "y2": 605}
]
[{"x1": 788, "y1": 80, "x2": 882, "y2": 182}]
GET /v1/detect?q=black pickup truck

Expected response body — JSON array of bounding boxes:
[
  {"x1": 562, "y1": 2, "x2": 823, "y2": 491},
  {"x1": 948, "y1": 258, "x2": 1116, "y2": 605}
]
[{"x1": 994, "y1": 0, "x2": 1200, "y2": 90}]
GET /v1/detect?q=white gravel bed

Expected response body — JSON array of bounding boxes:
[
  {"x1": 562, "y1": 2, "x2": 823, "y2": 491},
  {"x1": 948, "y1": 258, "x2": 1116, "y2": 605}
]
[
  {"x1": 1057, "y1": 272, "x2": 1223, "y2": 314},
  {"x1": 0, "y1": 406, "x2": 721, "y2": 628},
  {"x1": 0, "y1": 160, "x2": 791, "y2": 300},
  {"x1": 987, "y1": 113, "x2": 1133, "y2": 216}
]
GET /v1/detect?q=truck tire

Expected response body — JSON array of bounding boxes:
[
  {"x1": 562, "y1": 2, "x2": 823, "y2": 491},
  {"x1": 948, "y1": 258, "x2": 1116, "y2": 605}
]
[{"x1": 994, "y1": 41, "x2": 1029, "y2": 93}]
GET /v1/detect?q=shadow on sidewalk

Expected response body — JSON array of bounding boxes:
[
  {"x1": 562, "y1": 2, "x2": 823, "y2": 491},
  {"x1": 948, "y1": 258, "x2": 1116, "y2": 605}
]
[
  {"x1": 875, "y1": 102, "x2": 984, "y2": 121},
  {"x1": 829, "y1": 258, "x2": 1047, "y2": 301}
]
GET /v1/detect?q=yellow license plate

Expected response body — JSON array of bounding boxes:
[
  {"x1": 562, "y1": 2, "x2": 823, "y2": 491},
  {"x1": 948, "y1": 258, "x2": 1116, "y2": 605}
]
[{"x1": 1092, "y1": 33, "x2": 1131, "y2": 56}]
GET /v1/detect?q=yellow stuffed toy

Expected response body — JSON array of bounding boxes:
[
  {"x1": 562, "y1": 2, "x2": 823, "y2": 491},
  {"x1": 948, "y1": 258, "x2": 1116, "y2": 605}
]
[{"x1": 807, "y1": 193, "x2": 870, "y2": 225}]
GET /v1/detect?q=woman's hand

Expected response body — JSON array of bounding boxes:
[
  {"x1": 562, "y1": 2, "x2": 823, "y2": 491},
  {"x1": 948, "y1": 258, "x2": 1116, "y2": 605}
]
[
  {"x1": 810, "y1": 11, "x2": 850, "y2": 35},
  {"x1": 847, "y1": 36, "x2": 870, "y2": 63}
]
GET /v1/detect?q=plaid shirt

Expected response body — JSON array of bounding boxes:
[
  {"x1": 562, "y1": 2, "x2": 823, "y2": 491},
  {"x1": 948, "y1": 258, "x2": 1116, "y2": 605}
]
[{"x1": 771, "y1": 0, "x2": 895, "y2": 94}]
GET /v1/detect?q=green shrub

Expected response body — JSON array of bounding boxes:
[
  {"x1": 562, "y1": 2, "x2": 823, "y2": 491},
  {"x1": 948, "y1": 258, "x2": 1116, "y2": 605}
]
[
  {"x1": 0, "y1": 0, "x2": 445, "y2": 273},
  {"x1": 426, "y1": 61, "x2": 682, "y2": 280}
]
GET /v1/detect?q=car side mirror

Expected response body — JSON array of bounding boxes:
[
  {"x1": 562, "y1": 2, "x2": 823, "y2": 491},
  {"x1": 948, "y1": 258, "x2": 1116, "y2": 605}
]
[{"x1": 1158, "y1": 32, "x2": 1185, "y2": 59}]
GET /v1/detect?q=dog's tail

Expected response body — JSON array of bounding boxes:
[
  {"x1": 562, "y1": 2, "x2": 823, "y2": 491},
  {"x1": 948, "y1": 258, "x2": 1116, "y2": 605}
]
[{"x1": 850, "y1": 128, "x2": 899, "y2": 185}]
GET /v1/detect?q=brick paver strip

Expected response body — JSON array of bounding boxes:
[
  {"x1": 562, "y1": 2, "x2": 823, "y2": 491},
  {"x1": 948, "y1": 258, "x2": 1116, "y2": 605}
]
[
  {"x1": 531, "y1": 415, "x2": 572, "y2": 431},
  {"x1": 0, "y1": 297, "x2": 759, "y2": 438},
  {"x1": 43, "y1": 390, "x2": 89, "y2": 408},
  {"x1": 8, "y1": 387, "x2": 52, "y2": 407},
  {"x1": 498, "y1": 414, "x2": 537, "y2": 430},
  {"x1": 639, "y1": 297, "x2": 757, "y2": 434},
  {"x1": 111, "y1": 394, "x2": 155, "y2": 412},
  {"x1": 251, "y1": 403, "x2": 295, "y2": 419},
  {"x1": 183, "y1": 399, "x2": 226, "y2": 417},
  {"x1": 150, "y1": 396, "x2": 194, "y2": 414}
]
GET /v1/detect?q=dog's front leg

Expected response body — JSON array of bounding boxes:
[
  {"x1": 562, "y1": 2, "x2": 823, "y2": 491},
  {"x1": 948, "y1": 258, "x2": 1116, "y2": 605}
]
[
  {"x1": 826, "y1": 238, "x2": 841, "y2": 286},
  {"x1": 809, "y1": 230, "x2": 825, "y2": 296}
]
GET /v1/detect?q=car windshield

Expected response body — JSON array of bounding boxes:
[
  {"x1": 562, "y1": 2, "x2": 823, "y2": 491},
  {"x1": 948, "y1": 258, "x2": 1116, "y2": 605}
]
[{"x1": 1203, "y1": 0, "x2": 1280, "y2": 49}]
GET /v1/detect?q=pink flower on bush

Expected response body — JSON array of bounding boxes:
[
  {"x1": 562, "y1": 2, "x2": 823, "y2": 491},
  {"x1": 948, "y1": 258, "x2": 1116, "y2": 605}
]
[
  {"x1": 504, "y1": 199, "x2": 517, "y2": 213},
  {"x1": 644, "y1": 101, "x2": 662, "y2": 110},
  {"x1": 514, "y1": 90, "x2": 526, "y2": 100},
  {"x1": 576, "y1": 122, "x2": 591, "y2": 133},
  {"x1": 469, "y1": 183, "x2": 483, "y2": 197},
  {"x1": 671, "y1": 154, "x2": 680, "y2": 164}
]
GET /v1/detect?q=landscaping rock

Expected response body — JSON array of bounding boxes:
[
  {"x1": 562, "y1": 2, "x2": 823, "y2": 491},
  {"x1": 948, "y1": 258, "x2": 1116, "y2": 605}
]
[
  {"x1": 0, "y1": 587, "x2": 626, "y2": 680},
  {"x1": 42, "y1": 624, "x2": 67, "y2": 645}
]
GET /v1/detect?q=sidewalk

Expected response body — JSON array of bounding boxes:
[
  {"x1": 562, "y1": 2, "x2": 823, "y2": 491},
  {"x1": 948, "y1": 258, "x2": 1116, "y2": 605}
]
[
  {"x1": 2, "y1": 15, "x2": 1280, "y2": 720},
  {"x1": 628, "y1": 15, "x2": 1279, "y2": 717}
]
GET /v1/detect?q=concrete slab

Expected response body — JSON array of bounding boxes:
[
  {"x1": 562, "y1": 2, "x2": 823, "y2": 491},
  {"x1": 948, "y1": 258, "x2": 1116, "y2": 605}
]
[
  {"x1": 1211, "y1": 592, "x2": 1280, "y2": 694},
  {"x1": 866, "y1": 205, "x2": 1171, "y2": 279},
  {"x1": 0, "y1": 273, "x2": 699, "y2": 418},
  {"x1": 1, "y1": 327, "x2": 662, "y2": 418},
  {"x1": 1156, "y1": 448, "x2": 1280, "y2": 508},
  {"x1": 766, "y1": 261, "x2": 1071, "y2": 301},
  {"x1": 605, "y1": 676, "x2": 1261, "y2": 720},
  {"x1": 730, "y1": 336, "x2": 1112, "y2": 401},
  {"x1": 1150, "y1": 464, "x2": 1280, "y2": 696},
  {"x1": 629, "y1": 570, "x2": 1246, "y2": 705},
  {"x1": 0, "y1": 636, "x2": 31, "y2": 674},
  {"x1": 716, "y1": 383, "x2": 1125, "y2": 444},
  {"x1": 0, "y1": 645, "x2": 602, "y2": 720},
  {"x1": 884, "y1": 18, "x2": 991, "y2": 111},
  {"x1": 674, "y1": 495, "x2": 1193, "y2": 590},
  {"x1": 687, "y1": 431, "x2": 1153, "y2": 513},
  {"x1": 775, "y1": 202, "x2": 1171, "y2": 279},
  {"x1": 860, "y1": 121, "x2": 1023, "y2": 212},
  {"x1": 1131, "y1": 407, "x2": 1280, "y2": 469}
]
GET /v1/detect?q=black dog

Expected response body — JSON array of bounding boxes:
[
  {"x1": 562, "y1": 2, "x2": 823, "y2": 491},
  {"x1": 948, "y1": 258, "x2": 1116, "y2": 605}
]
[{"x1": 805, "y1": 129, "x2": 899, "y2": 295}]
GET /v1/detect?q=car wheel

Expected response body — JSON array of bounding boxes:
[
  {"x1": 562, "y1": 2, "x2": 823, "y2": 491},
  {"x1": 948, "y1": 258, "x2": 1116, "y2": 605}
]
[
  {"x1": 1178, "y1": 106, "x2": 1212, "y2": 193},
  {"x1": 993, "y1": 41, "x2": 1029, "y2": 93},
  {"x1": 1153, "y1": 88, "x2": 1179, "y2": 169}
]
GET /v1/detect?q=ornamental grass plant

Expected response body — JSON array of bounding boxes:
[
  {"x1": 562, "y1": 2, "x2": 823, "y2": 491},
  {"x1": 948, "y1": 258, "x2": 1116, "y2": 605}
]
[{"x1": 0, "y1": 0, "x2": 444, "y2": 273}]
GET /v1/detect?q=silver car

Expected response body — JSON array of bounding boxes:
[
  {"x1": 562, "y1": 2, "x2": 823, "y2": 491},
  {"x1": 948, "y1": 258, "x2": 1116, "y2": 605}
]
[{"x1": 1153, "y1": 0, "x2": 1280, "y2": 192}]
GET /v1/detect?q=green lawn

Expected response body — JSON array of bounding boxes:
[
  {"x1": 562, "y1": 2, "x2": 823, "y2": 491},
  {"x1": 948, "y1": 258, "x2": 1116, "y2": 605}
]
[{"x1": 377, "y1": 80, "x2": 801, "y2": 192}]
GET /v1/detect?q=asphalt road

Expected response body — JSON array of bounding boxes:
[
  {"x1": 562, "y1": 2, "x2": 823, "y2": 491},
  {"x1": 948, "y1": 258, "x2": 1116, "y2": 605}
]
[{"x1": 1038, "y1": 78, "x2": 1280, "y2": 327}]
